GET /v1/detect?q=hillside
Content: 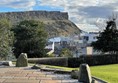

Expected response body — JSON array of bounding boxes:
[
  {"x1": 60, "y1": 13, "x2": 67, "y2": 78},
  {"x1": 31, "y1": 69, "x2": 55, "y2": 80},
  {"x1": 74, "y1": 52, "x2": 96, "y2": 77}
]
[{"x1": 0, "y1": 11, "x2": 81, "y2": 37}]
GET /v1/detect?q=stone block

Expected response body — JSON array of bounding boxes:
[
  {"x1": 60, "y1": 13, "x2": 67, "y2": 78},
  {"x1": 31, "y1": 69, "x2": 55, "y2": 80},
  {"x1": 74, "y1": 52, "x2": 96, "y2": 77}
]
[
  {"x1": 71, "y1": 70, "x2": 79, "y2": 79},
  {"x1": 2, "y1": 61, "x2": 13, "y2": 66},
  {"x1": 16, "y1": 53, "x2": 28, "y2": 67},
  {"x1": 78, "y1": 64, "x2": 92, "y2": 83},
  {"x1": 0, "y1": 61, "x2": 13, "y2": 66}
]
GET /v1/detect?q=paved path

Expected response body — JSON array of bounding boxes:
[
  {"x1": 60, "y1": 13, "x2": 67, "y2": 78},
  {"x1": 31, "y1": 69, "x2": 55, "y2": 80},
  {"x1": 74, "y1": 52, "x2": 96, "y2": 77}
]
[{"x1": 0, "y1": 67, "x2": 78, "y2": 83}]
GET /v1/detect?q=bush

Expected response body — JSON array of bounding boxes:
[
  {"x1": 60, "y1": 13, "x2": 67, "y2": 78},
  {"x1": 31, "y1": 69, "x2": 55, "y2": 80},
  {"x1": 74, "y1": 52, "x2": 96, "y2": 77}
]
[
  {"x1": 28, "y1": 57, "x2": 68, "y2": 66},
  {"x1": 28, "y1": 54, "x2": 118, "y2": 68},
  {"x1": 68, "y1": 54, "x2": 118, "y2": 67}
]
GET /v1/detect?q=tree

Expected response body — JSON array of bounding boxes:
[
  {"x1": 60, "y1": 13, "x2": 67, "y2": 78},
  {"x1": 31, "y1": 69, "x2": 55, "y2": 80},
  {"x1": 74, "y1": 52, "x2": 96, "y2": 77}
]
[
  {"x1": 13, "y1": 20, "x2": 47, "y2": 58},
  {"x1": 92, "y1": 19, "x2": 118, "y2": 54},
  {"x1": 0, "y1": 19, "x2": 14, "y2": 59},
  {"x1": 59, "y1": 48, "x2": 73, "y2": 57}
]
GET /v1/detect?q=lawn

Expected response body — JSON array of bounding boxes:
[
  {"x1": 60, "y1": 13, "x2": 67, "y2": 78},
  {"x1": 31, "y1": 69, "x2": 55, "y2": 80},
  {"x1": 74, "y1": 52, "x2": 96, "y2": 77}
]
[
  {"x1": 43, "y1": 64, "x2": 118, "y2": 83},
  {"x1": 90, "y1": 64, "x2": 118, "y2": 83},
  {"x1": 44, "y1": 65, "x2": 79, "y2": 71}
]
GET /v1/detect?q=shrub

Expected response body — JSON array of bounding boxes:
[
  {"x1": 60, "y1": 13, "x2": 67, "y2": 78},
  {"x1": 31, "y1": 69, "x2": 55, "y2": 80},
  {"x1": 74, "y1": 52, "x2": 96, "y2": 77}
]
[
  {"x1": 68, "y1": 54, "x2": 118, "y2": 67},
  {"x1": 28, "y1": 54, "x2": 118, "y2": 67},
  {"x1": 28, "y1": 57, "x2": 68, "y2": 66}
]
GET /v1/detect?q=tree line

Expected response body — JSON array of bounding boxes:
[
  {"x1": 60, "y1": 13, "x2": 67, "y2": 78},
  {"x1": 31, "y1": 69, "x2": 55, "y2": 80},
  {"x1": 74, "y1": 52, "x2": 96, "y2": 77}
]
[
  {"x1": 92, "y1": 18, "x2": 118, "y2": 54},
  {"x1": 1, "y1": 16, "x2": 118, "y2": 59},
  {"x1": 0, "y1": 19, "x2": 47, "y2": 59}
]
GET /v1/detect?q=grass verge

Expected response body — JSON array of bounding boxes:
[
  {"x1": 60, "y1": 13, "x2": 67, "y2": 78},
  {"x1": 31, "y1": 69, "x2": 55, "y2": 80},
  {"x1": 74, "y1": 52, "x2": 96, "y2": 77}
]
[
  {"x1": 42, "y1": 65, "x2": 79, "y2": 71},
  {"x1": 90, "y1": 64, "x2": 118, "y2": 83}
]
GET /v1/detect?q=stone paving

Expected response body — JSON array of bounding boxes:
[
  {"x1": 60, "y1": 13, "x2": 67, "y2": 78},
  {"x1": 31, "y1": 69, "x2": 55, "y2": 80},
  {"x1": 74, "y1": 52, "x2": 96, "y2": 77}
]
[{"x1": 0, "y1": 66, "x2": 78, "y2": 83}]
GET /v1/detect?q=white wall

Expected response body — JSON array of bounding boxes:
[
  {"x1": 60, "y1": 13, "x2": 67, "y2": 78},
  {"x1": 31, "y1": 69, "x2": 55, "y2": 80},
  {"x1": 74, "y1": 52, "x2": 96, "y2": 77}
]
[
  {"x1": 80, "y1": 32, "x2": 99, "y2": 44},
  {"x1": 86, "y1": 47, "x2": 93, "y2": 55}
]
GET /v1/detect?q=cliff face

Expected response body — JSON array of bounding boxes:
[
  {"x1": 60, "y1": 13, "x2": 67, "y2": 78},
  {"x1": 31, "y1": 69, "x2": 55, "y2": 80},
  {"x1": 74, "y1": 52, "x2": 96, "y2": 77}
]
[{"x1": 0, "y1": 11, "x2": 80, "y2": 37}]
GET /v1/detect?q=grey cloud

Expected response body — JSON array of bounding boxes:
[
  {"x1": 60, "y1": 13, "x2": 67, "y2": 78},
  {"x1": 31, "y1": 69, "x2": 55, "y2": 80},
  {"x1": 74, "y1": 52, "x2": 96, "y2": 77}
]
[
  {"x1": 79, "y1": 6, "x2": 114, "y2": 18},
  {"x1": 39, "y1": 0, "x2": 118, "y2": 31}
]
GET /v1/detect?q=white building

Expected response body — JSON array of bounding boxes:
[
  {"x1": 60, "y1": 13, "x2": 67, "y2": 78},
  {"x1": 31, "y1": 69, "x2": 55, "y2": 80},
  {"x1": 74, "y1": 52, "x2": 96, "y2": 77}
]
[
  {"x1": 45, "y1": 32, "x2": 100, "y2": 57},
  {"x1": 76, "y1": 31, "x2": 100, "y2": 56},
  {"x1": 45, "y1": 36, "x2": 79, "y2": 56},
  {"x1": 80, "y1": 31, "x2": 99, "y2": 44}
]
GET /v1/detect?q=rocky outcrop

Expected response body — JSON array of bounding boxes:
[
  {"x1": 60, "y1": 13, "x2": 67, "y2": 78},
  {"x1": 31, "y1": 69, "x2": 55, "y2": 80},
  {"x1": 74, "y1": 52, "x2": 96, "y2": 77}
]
[
  {"x1": 0, "y1": 11, "x2": 81, "y2": 37},
  {"x1": 0, "y1": 11, "x2": 68, "y2": 21}
]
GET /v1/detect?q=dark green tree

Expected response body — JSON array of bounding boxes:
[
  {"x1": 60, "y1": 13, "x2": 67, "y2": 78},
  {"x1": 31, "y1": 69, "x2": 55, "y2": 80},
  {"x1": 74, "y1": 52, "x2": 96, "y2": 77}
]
[
  {"x1": 92, "y1": 19, "x2": 118, "y2": 53},
  {"x1": 13, "y1": 20, "x2": 47, "y2": 58},
  {"x1": 0, "y1": 19, "x2": 14, "y2": 59}
]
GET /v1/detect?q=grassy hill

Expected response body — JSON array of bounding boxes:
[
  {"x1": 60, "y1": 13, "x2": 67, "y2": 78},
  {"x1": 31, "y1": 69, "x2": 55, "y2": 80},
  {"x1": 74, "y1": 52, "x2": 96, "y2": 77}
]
[{"x1": 0, "y1": 11, "x2": 81, "y2": 38}]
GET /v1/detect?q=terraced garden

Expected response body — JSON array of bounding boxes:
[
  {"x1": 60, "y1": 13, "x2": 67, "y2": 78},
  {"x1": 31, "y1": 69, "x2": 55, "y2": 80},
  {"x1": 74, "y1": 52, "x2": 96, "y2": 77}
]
[{"x1": 43, "y1": 64, "x2": 118, "y2": 83}]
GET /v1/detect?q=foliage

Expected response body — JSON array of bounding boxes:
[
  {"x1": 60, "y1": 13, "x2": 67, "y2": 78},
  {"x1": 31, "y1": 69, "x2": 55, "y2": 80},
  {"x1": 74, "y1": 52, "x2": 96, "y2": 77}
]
[
  {"x1": 91, "y1": 19, "x2": 118, "y2": 53},
  {"x1": 28, "y1": 57, "x2": 68, "y2": 66},
  {"x1": 48, "y1": 53, "x2": 55, "y2": 57},
  {"x1": 13, "y1": 20, "x2": 47, "y2": 58},
  {"x1": 59, "y1": 48, "x2": 73, "y2": 57},
  {"x1": 0, "y1": 19, "x2": 14, "y2": 59},
  {"x1": 68, "y1": 54, "x2": 118, "y2": 67}
]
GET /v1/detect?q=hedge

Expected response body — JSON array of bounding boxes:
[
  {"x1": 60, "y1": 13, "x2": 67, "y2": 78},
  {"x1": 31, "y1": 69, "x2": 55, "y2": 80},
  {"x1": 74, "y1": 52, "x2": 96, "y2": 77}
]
[
  {"x1": 68, "y1": 54, "x2": 118, "y2": 67},
  {"x1": 28, "y1": 57, "x2": 68, "y2": 67},
  {"x1": 28, "y1": 54, "x2": 118, "y2": 68}
]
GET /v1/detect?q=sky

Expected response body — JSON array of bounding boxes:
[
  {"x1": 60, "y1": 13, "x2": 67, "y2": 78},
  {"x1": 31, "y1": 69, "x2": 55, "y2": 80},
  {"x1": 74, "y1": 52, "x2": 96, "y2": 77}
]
[{"x1": 0, "y1": 0, "x2": 118, "y2": 32}]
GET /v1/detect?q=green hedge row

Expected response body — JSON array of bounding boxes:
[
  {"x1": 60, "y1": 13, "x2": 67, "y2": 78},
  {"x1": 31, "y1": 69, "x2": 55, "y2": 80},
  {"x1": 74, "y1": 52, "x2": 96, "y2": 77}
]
[
  {"x1": 68, "y1": 54, "x2": 118, "y2": 67},
  {"x1": 28, "y1": 57, "x2": 68, "y2": 67},
  {"x1": 28, "y1": 54, "x2": 118, "y2": 67}
]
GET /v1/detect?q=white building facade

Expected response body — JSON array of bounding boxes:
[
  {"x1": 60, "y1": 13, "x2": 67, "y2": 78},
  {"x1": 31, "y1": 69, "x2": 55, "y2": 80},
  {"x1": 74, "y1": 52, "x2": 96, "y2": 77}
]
[{"x1": 45, "y1": 31, "x2": 99, "y2": 57}]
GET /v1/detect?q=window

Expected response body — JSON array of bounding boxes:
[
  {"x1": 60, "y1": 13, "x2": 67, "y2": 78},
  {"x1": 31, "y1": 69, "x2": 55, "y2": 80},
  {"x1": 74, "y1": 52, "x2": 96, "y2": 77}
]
[{"x1": 83, "y1": 36, "x2": 89, "y2": 41}]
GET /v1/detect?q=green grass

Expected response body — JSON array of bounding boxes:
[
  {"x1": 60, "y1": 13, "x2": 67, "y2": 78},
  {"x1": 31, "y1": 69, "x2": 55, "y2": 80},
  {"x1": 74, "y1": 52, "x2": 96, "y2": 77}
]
[
  {"x1": 43, "y1": 65, "x2": 79, "y2": 71},
  {"x1": 90, "y1": 64, "x2": 118, "y2": 83}
]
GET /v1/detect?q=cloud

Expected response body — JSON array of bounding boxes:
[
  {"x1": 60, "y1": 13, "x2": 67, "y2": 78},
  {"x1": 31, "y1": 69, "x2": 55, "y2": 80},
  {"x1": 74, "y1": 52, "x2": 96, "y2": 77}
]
[
  {"x1": 0, "y1": 0, "x2": 118, "y2": 32},
  {"x1": 0, "y1": 0, "x2": 36, "y2": 10},
  {"x1": 39, "y1": 0, "x2": 118, "y2": 32}
]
